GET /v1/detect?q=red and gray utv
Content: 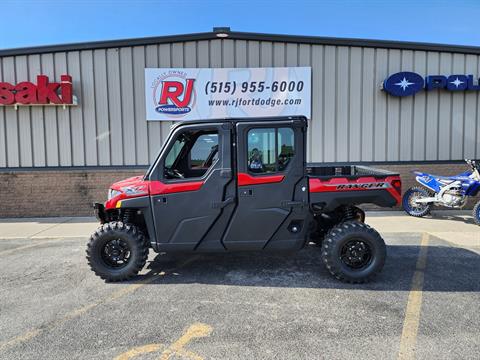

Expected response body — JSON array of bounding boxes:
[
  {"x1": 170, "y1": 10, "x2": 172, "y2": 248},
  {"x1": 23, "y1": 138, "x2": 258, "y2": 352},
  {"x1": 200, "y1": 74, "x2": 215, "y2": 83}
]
[{"x1": 87, "y1": 116, "x2": 401, "y2": 283}]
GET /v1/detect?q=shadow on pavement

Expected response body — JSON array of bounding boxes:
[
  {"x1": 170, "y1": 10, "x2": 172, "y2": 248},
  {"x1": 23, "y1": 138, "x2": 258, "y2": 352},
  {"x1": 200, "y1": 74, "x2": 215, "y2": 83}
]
[
  {"x1": 423, "y1": 212, "x2": 476, "y2": 225},
  {"x1": 128, "y1": 243, "x2": 480, "y2": 292}
]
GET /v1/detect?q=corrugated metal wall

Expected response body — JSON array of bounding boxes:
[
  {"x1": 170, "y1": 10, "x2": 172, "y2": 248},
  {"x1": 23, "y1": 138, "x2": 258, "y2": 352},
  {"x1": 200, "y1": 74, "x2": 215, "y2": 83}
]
[{"x1": 1, "y1": 39, "x2": 480, "y2": 168}]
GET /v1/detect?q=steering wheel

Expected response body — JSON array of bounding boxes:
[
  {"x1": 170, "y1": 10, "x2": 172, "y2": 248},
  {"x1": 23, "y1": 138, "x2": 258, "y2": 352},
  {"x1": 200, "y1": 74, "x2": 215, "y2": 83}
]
[{"x1": 164, "y1": 167, "x2": 185, "y2": 179}]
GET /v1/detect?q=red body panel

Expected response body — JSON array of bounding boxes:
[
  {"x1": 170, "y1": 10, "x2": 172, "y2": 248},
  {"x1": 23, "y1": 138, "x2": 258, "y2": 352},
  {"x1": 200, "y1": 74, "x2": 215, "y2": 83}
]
[
  {"x1": 104, "y1": 176, "x2": 204, "y2": 210},
  {"x1": 149, "y1": 180, "x2": 204, "y2": 195},
  {"x1": 237, "y1": 172, "x2": 285, "y2": 186},
  {"x1": 104, "y1": 172, "x2": 401, "y2": 210},
  {"x1": 104, "y1": 176, "x2": 149, "y2": 209},
  {"x1": 110, "y1": 176, "x2": 146, "y2": 191},
  {"x1": 309, "y1": 176, "x2": 402, "y2": 205}
]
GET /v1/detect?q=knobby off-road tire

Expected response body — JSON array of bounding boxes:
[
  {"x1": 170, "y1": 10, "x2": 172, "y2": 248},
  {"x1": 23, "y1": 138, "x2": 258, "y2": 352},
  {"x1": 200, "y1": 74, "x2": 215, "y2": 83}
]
[
  {"x1": 321, "y1": 221, "x2": 386, "y2": 283},
  {"x1": 473, "y1": 201, "x2": 480, "y2": 226},
  {"x1": 402, "y1": 186, "x2": 433, "y2": 217},
  {"x1": 86, "y1": 221, "x2": 149, "y2": 282}
]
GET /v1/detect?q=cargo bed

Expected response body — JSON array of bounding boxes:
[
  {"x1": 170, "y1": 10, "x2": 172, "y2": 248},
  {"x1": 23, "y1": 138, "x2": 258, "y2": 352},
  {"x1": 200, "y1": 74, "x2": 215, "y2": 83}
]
[
  {"x1": 306, "y1": 164, "x2": 399, "y2": 179},
  {"x1": 307, "y1": 164, "x2": 401, "y2": 211}
]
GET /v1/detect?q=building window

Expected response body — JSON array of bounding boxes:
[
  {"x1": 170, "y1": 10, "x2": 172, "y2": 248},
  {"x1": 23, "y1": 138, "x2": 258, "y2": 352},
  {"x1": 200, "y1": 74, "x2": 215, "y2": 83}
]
[{"x1": 247, "y1": 127, "x2": 295, "y2": 174}]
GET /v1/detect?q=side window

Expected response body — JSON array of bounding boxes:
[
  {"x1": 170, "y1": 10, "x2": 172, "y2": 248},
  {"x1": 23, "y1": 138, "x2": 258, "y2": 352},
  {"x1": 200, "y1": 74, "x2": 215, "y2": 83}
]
[
  {"x1": 247, "y1": 128, "x2": 276, "y2": 173},
  {"x1": 189, "y1": 134, "x2": 219, "y2": 169},
  {"x1": 165, "y1": 137, "x2": 186, "y2": 169},
  {"x1": 247, "y1": 127, "x2": 295, "y2": 174},
  {"x1": 277, "y1": 127, "x2": 295, "y2": 171},
  {"x1": 164, "y1": 130, "x2": 219, "y2": 180}
]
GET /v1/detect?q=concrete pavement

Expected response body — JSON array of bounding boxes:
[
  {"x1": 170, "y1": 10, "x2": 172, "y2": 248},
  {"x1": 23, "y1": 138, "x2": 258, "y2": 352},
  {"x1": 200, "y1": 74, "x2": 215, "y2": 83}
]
[
  {"x1": 0, "y1": 211, "x2": 479, "y2": 359},
  {"x1": 0, "y1": 216, "x2": 98, "y2": 239},
  {"x1": 366, "y1": 211, "x2": 480, "y2": 250}
]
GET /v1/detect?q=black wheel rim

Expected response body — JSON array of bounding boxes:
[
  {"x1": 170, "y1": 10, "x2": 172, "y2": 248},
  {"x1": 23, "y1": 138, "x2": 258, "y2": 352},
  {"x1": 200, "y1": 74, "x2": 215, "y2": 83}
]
[
  {"x1": 101, "y1": 239, "x2": 131, "y2": 268},
  {"x1": 340, "y1": 239, "x2": 373, "y2": 269}
]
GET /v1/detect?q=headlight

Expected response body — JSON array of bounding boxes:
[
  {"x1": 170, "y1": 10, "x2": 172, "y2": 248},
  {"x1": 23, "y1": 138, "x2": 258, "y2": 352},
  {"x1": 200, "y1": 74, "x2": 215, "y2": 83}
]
[{"x1": 108, "y1": 189, "x2": 122, "y2": 200}]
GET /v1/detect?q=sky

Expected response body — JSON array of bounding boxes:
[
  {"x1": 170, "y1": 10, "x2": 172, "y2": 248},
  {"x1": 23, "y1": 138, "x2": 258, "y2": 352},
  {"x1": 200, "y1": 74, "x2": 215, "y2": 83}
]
[{"x1": 2, "y1": 0, "x2": 480, "y2": 50}]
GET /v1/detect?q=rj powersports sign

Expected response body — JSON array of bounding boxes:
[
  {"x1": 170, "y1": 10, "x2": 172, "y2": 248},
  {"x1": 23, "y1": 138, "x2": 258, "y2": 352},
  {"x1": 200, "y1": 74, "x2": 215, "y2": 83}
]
[
  {"x1": 0, "y1": 75, "x2": 74, "y2": 106},
  {"x1": 383, "y1": 71, "x2": 480, "y2": 97},
  {"x1": 144, "y1": 67, "x2": 311, "y2": 121}
]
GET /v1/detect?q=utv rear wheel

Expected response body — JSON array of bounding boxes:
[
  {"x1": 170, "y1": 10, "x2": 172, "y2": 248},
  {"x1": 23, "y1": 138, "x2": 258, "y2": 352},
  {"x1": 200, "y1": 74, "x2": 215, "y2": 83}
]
[
  {"x1": 321, "y1": 221, "x2": 386, "y2": 283},
  {"x1": 86, "y1": 222, "x2": 148, "y2": 282},
  {"x1": 473, "y1": 201, "x2": 480, "y2": 226},
  {"x1": 402, "y1": 186, "x2": 432, "y2": 217},
  {"x1": 310, "y1": 207, "x2": 365, "y2": 246}
]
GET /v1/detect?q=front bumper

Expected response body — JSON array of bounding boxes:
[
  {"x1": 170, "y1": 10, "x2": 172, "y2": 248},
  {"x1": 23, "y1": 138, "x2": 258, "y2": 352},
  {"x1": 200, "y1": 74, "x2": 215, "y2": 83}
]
[{"x1": 93, "y1": 203, "x2": 106, "y2": 223}]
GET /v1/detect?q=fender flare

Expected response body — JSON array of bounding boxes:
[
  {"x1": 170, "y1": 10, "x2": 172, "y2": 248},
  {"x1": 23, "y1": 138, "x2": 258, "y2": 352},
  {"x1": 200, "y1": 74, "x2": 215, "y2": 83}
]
[{"x1": 119, "y1": 196, "x2": 158, "y2": 250}]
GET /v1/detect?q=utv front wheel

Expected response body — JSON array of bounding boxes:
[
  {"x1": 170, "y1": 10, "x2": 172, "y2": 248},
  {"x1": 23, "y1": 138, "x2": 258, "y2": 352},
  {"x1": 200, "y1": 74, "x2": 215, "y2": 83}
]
[
  {"x1": 321, "y1": 221, "x2": 386, "y2": 283},
  {"x1": 86, "y1": 222, "x2": 148, "y2": 282}
]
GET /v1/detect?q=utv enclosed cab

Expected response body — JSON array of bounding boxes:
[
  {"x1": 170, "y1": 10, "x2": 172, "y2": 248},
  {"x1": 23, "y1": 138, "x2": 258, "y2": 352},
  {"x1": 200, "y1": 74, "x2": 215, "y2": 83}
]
[{"x1": 88, "y1": 116, "x2": 401, "y2": 283}]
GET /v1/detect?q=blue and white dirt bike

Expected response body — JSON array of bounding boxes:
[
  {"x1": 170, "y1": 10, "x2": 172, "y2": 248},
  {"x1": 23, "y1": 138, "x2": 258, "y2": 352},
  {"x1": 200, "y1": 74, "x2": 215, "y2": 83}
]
[{"x1": 403, "y1": 159, "x2": 480, "y2": 224}]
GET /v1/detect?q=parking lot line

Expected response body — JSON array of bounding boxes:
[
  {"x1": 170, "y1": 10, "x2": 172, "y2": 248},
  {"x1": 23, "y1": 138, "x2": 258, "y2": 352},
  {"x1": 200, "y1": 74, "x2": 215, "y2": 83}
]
[
  {"x1": 114, "y1": 344, "x2": 164, "y2": 360},
  {"x1": 113, "y1": 322, "x2": 213, "y2": 360},
  {"x1": 159, "y1": 323, "x2": 213, "y2": 360},
  {"x1": 0, "y1": 279, "x2": 153, "y2": 353},
  {"x1": 0, "y1": 256, "x2": 200, "y2": 353},
  {"x1": 397, "y1": 232, "x2": 430, "y2": 360},
  {"x1": 0, "y1": 329, "x2": 42, "y2": 353}
]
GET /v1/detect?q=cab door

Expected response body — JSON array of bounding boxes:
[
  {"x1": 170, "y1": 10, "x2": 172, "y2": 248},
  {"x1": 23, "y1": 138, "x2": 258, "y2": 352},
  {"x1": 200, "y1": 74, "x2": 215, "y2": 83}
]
[
  {"x1": 148, "y1": 122, "x2": 234, "y2": 252},
  {"x1": 222, "y1": 118, "x2": 310, "y2": 251}
]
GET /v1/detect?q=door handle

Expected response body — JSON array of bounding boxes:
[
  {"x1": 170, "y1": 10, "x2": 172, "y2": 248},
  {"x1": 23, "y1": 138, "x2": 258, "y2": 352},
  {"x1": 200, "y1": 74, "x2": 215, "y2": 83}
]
[
  {"x1": 156, "y1": 197, "x2": 168, "y2": 204},
  {"x1": 239, "y1": 189, "x2": 253, "y2": 197},
  {"x1": 212, "y1": 197, "x2": 235, "y2": 209}
]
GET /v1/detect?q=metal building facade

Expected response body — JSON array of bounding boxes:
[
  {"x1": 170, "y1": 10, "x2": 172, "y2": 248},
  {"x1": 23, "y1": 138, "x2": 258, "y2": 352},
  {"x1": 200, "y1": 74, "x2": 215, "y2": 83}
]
[{"x1": 1, "y1": 31, "x2": 480, "y2": 168}]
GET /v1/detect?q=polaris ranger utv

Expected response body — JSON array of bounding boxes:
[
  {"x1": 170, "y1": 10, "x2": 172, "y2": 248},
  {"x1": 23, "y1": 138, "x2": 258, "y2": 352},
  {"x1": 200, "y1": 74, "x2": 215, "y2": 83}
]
[{"x1": 87, "y1": 116, "x2": 401, "y2": 283}]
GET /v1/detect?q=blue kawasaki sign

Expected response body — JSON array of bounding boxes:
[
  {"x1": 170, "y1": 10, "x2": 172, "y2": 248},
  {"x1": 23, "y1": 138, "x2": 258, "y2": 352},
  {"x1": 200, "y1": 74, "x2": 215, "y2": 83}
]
[{"x1": 383, "y1": 71, "x2": 480, "y2": 97}]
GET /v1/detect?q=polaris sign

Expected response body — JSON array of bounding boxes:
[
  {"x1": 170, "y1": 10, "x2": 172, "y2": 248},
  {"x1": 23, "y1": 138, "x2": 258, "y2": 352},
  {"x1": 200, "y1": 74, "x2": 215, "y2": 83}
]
[{"x1": 383, "y1": 71, "x2": 480, "y2": 97}]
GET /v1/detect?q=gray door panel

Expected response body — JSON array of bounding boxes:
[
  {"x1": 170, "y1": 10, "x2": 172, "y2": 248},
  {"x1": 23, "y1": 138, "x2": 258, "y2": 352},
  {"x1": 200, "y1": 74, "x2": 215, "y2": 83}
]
[
  {"x1": 222, "y1": 119, "x2": 310, "y2": 251},
  {"x1": 149, "y1": 123, "x2": 233, "y2": 251}
]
